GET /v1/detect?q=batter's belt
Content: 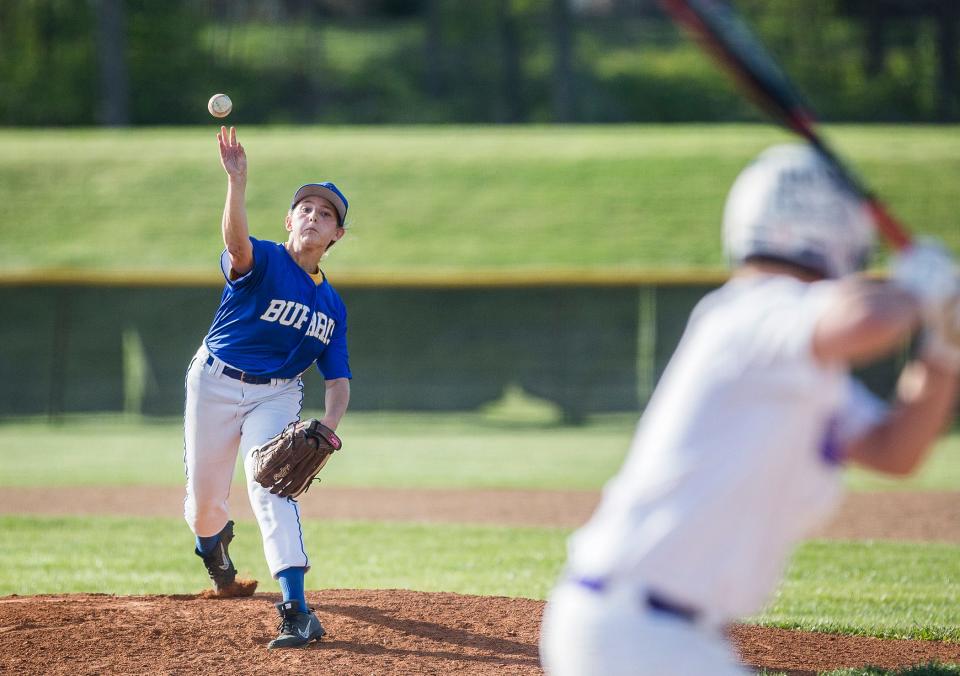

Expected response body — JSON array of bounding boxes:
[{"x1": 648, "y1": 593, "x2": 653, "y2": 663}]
[{"x1": 571, "y1": 575, "x2": 701, "y2": 624}]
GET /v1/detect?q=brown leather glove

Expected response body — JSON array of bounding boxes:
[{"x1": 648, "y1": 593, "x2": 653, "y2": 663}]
[{"x1": 252, "y1": 419, "x2": 342, "y2": 498}]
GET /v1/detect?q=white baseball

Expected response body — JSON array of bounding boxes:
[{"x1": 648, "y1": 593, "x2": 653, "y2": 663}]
[{"x1": 207, "y1": 93, "x2": 233, "y2": 118}]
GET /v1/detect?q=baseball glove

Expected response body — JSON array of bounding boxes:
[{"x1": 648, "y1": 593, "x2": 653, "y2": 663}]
[{"x1": 252, "y1": 419, "x2": 342, "y2": 498}]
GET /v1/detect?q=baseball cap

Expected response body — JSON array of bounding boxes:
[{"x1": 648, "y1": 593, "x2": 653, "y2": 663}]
[{"x1": 290, "y1": 182, "x2": 348, "y2": 226}]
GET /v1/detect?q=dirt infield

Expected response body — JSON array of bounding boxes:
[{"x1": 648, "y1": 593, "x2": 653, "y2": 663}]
[
  {"x1": 3, "y1": 590, "x2": 960, "y2": 675},
  {"x1": 4, "y1": 486, "x2": 960, "y2": 540},
  {"x1": 3, "y1": 488, "x2": 960, "y2": 674}
]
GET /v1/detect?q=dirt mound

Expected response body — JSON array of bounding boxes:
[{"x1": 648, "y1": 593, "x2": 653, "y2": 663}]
[
  {"x1": 2, "y1": 590, "x2": 959, "y2": 675},
  {"x1": 197, "y1": 577, "x2": 258, "y2": 599},
  {"x1": 731, "y1": 625, "x2": 960, "y2": 675},
  {"x1": 0, "y1": 589, "x2": 541, "y2": 675}
]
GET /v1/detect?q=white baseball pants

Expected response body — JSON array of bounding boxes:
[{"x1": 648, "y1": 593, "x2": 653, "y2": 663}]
[
  {"x1": 183, "y1": 345, "x2": 310, "y2": 577},
  {"x1": 540, "y1": 580, "x2": 747, "y2": 676}
]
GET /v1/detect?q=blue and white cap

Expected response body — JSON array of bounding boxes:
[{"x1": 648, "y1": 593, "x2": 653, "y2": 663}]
[{"x1": 291, "y1": 182, "x2": 349, "y2": 226}]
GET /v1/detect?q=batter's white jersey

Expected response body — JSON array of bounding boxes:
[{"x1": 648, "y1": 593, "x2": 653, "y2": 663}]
[
  {"x1": 569, "y1": 274, "x2": 885, "y2": 624},
  {"x1": 541, "y1": 274, "x2": 887, "y2": 676}
]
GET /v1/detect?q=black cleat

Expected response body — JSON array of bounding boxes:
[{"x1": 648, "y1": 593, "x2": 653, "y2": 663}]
[
  {"x1": 268, "y1": 600, "x2": 326, "y2": 649},
  {"x1": 195, "y1": 520, "x2": 237, "y2": 593}
]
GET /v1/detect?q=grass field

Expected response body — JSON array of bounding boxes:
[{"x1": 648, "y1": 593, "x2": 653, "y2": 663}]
[
  {"x1": 1, "y1": 125, "x2": 957, "y2": 274},
  {"x1": 3, "y1": 416, "x2": 960, "y2": 676},
  {"x1": 2, "y1": 514, "x2": 959, "y2": 642},
  {"x1": 1, "y1": 413, "x2": 958, "y2": 491}
]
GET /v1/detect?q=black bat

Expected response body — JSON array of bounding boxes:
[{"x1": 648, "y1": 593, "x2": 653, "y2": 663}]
[{"x1": 660, "y1": 0, "x2": 912, "y2": 250}]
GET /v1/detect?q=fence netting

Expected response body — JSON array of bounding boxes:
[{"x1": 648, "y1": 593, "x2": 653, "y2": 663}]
[{"x1": 0, "y1": 283, "x2": 909, "y2": 421}]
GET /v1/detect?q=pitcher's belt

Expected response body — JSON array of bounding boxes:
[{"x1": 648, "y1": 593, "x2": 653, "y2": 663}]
[{"x1": 206, "y1": 355, "x2": 274, "y2": 385}]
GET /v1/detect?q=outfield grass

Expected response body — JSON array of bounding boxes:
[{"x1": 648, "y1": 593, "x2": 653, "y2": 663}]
[
  {"x1": 0, "y1": 413, "x2": 633, "y2": 490},
  {"x1": 1, "y1": 125, "x2": 957, "y2": 273},
  {"x1": 3, "y1": 514, "x2": 960, "y2": 643},
  {"x1": 1, "y1": 414, "x2": 958, "y2": 491}
]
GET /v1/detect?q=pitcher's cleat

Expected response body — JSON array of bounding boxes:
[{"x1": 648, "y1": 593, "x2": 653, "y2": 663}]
[
  {"x1": 268, "y1": 600, "x2": 326, "y2": 649},
  {"x1": 195, "y1": 520, "x2": 237, "y2": 593}
]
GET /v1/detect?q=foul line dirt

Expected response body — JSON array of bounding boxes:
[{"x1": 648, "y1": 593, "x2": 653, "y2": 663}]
[{"x1": 3, "y1": 486, "x2": 960, "y2": 542}]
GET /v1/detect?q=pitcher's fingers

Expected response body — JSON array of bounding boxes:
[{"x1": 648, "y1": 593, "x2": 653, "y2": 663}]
[{"x1": 230, "y1": 126, "x2": 237, "y2": 145}]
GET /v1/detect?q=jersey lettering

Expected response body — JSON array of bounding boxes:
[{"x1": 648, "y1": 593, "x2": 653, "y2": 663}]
[
  {"x1": 278, "y1": 301, "x2": 307, "y2": 326},
  {"x1": 259, "y1": 299, "x2": 287, "y2": 322},
  {"x1": 293, "y1": 305, "x2": 311, "y2": 330},
  {"x1": 307, "y1": 312, "x2": 335, "y2": 345},
  {"x1": 321, "y1": 318, "x2": 335, "y2": 343},
  {"x1": 260, "y1": 298, "x2": 335, "y2": 346}
]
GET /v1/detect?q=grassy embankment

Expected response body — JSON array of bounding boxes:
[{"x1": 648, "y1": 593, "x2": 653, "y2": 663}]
[{"x1": 1, "y1": 125, "x2": 957, "y2": 274}]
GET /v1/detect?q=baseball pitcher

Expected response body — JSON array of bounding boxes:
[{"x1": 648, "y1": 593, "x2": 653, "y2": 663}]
[{"x1": 183, "y1": 126, "x2": 351, "y2": 649}]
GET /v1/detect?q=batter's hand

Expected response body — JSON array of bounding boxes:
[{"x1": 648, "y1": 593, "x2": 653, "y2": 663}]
[
  {"x1": 922, "y1": 293, "x2": 960, "y2": 373},
  {"x1": 218, "y1": 126, "x2": 247, "y2": 180},
  {"x1": 891, "y1": 239, "x2": 957, "y2": 319}
]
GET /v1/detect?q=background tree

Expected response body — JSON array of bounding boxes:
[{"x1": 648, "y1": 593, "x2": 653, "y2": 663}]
[{"x1": 92, "y1": 0, "x2": 129, "y2": 127}]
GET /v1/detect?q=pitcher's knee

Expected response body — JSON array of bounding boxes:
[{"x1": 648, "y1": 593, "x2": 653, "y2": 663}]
[{"x1": 185, "y1": 498, "x2": 229, "y2": 537}]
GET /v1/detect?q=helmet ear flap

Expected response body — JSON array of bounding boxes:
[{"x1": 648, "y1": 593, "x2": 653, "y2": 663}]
[{"x1": 722, "y1": 144, "x2": 875, "y2": 279}]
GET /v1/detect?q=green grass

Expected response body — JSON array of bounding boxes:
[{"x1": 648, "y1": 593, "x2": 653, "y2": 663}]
[
  {"x1": 0, "y1": 515, "x2": 566, "y2": 599},
  {"x1": 764, "y1": 668, "x2": 960, "y2": 676},
  {"x1": 0, "y1": 412, "x2": 633, "y2": 489},
  {"x1": 757, "y1": 540, "x2": 960, "y2": 641},
  {"x1": 1, "y1": 413, "x2": 959, "y2": 491},
  {"x1": 1, "y1": 125, "x2": 957, "y2": 273},
  {"x1": 1, "y1": 414, "x2": 958, "y2": 491},
  {"x1": 820, "y1": 668, "x2": 960, "y2": 675},
  {"x1": 3, "y1": 515, "x2": 960, "y2": 646}
]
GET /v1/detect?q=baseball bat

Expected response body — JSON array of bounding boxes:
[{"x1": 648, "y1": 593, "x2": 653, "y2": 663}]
[{"x1": 660, "y1": 0, "x2": 912, "y2": 250}]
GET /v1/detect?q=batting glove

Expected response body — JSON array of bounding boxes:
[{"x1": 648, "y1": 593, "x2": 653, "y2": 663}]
[
  {"x1": 891, "y1": 238, "x2": 958, "y2": 319},
  {"x1": 920, "y1": 294, "x2": 960, "y2": 373}
]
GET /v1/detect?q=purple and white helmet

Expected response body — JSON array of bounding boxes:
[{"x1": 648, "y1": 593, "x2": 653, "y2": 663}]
[{"x1": 722, "y1": 144, "x2": 875, "y2": 278}]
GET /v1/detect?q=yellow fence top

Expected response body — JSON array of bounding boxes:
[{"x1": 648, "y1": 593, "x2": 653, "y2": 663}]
[{"x1": 0, "y1": 268, "x2": 733, "y2": 288}]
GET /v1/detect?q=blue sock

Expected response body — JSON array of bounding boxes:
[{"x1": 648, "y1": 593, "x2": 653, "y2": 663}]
[
  {"x1": 195, "y1": 533, "x2": 220, "y2": 555},
  {"x1": 277, "y1": 567, "x2": 308, "y2": 611}
]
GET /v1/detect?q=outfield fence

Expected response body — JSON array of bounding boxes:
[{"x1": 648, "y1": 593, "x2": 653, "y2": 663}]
[{"x1": 0, "y1": 274, "x2": 911, "y2": 422}]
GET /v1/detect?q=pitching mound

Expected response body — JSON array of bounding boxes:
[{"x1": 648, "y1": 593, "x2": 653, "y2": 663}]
[{"x1": 3, "y1": 589, "x2": 960, "y2": 675}]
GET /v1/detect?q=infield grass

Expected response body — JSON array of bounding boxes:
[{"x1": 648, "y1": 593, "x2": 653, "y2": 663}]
[
  {"x1": 1, "y1": 125, "x2": 957, "y2": 274},
  {"x1": 0, "y1": 515, "x2": 566, "y2": 600},
  {"x1": 761, "y1": 540, "x2": 960, "y2": 641},
  {"x1": 2, "y1": 515, "x2": 960, "y2": 644},
  {"x1": 820, "y1": 668, "x2": 960, "y2": 675},
  {"x1": 766, "y1": 668, "x2": 960, "y2": 676},
  {"x1": 1, "y1": 414, "x2": 958, "y2": 491}
]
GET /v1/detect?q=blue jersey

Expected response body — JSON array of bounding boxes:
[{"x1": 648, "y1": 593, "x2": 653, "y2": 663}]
[{"x1": 204, "y1": 237, "x2": 351, "y2": 380}]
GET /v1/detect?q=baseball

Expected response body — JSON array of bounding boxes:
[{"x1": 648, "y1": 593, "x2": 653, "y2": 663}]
[{"x1": 207, "y1": 93, "x2": 233, "y2": 118}]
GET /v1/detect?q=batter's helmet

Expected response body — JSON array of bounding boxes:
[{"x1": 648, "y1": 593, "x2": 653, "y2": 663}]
[{"x1": 722, "y1": 144, "x2": 874, "y2": 279}]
